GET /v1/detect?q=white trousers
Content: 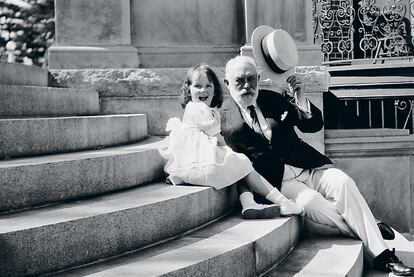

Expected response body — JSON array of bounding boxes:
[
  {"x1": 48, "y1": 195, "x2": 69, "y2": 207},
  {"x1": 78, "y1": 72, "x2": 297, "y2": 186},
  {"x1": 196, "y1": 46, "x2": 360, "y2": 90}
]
[{"x1": 280, "y1": 165, "x2": 388, "y2": 258}]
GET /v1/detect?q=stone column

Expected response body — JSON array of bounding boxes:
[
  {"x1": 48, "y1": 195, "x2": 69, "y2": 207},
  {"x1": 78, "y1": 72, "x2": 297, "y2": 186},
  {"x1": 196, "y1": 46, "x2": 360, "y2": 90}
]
[
  {"x1": 48, "y1": 0, "x2": 139, "y2": 69},
  {"x1": 240, "y1": 0, "x2": 256, "y2": 58},
  {"x1": 240, "y1": 0, "x2": 323, "y2": 66},
  {"x1": 129, "y1": 0, "x2": 244, "y2": 68}
]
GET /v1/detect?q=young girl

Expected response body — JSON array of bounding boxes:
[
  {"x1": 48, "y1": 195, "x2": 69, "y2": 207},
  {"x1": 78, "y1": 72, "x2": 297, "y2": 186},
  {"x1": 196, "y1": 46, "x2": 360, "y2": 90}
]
[{"x1": 160, "y1": 64, "x2": 303, "y2": 218}]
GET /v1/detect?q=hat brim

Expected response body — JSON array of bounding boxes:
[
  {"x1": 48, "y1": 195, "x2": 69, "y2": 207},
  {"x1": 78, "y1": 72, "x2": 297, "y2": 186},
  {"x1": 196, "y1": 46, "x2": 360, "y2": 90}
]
[{"x1": 251, "y1": 25, "x2": 296, "y2": 85}]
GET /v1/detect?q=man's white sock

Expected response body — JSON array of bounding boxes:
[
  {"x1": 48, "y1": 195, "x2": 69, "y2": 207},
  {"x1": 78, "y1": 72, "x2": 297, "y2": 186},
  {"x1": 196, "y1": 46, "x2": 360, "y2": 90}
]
[{"x1": 266, "y1": 188, "x2": 288, "y2": 205}]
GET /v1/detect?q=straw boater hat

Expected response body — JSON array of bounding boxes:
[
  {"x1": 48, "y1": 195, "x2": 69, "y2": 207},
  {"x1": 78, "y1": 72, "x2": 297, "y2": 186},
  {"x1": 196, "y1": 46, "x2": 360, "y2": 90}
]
[{"x1": 251, "y1": 25, "x2": 299, "y2": 85}]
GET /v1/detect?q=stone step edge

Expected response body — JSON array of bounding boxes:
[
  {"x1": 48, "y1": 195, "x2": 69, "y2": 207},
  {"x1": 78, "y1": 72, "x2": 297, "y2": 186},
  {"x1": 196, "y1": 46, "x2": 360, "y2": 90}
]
[
  {"x1": 265, "y1": 236, "x2": 364, "y2": 277},
  {"x1": 0, "y1": 114, "x2": 148, "y2": 160},
  {"x1": 0, "y1": 183, "x2": 238, "y2": 276},
  {"x1": 52, "y1": 213, "x2": 301, "y2": 277},
  {"x1": 325, "y1": 134, "x2": 414, "y2": 158},
  {"x1": 0, "y1": 136, "x2": 166, "y2": 213},
  {"x1": 329, "y1": 76, "x2": 414, "y2": 88},
  {"x1": 50, "y1": 208, "x2": 238, "y2": 276},
  {"x1": 0, "y1": 135, "x2": 165, "y2": 168},
  {"x1": 0, "y1": 182, "x2": 213, "y2": 233},
  {"x1": 0, "y1": 113, "x2": 146, "y2": 122},
  {"x1": 0, "y1": 62, "x2": 48, "y2": 87},
  {"x1": 258, "y1": 244, "x2": 296, "y2": 277},
  {"x1": 327, "y1": 62, "x2": 414, "y2": 73},
  {"x1": 325, "y1": 128, "x2": 410, "y2": 139},
  {"x1": 0, "y1": 84, "x2": 100, "y2": 117},
  {"x1": 0, "y1": 83, "x2": 97, "y2": 93},
  {"x1": 326, "y1": 135, "x2": 414, "y2": 143},
  {"x1": 329, "y1": 87, "x2": 414, "y2": 99}
]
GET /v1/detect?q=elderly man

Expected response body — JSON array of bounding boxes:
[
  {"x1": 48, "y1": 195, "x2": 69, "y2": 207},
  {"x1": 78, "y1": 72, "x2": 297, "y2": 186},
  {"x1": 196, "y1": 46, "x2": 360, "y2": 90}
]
[{"x1": 220, "y1": 52, "x2": 413, "y2": 275}]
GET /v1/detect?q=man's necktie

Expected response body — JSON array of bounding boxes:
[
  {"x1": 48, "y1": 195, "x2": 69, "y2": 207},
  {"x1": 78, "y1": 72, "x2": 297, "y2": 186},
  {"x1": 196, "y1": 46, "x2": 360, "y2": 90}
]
[{"x1": 247, "y1": 105, "x2": 265, "y2": 138}]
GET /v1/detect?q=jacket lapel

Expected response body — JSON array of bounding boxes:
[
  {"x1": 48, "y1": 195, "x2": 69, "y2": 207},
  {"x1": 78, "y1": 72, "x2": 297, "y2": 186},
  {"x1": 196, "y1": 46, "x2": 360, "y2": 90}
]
[{"x1": 222, "y1": 98, "x2": 247, "y2": 131}]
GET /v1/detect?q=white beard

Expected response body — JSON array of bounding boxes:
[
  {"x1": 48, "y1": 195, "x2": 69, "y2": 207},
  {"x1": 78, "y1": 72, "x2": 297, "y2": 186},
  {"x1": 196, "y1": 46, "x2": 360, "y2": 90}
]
[
  {"x1": 238, "y1": 95, "x2": 255, "y2": 107},
  {"x1": 238, "y1": 90, "x2": 258, "y2": 107}
]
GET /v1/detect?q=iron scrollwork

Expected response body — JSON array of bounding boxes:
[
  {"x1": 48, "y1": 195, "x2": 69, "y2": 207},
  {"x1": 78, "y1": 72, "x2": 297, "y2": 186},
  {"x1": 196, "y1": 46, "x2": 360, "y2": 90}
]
[
  {"x1": 337, "y1": 0, "x2": 355, "y2": 59},
  {"x1": 314, "y1": 0, "x2": 355, "y2": 61},
  {"x1": 357, "y1": 0, "x2": 381, "y2": 58},
  {"x1": 313, "y1": 0, "x2": 414, "y2": 62},
  {"x1": 394, "y1": 99, "x2": 414, "y2": 130}
]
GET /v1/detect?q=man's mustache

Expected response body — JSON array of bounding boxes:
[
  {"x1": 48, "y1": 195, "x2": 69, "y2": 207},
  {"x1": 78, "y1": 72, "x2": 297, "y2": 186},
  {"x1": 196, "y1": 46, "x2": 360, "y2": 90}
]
[{"x1": 241, "y1": 90, "x2": 255, "y2": 97}]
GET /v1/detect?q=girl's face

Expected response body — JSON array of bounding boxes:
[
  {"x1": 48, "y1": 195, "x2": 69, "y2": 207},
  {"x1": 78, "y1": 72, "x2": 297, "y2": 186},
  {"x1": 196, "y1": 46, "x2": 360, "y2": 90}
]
[{"x1": 189, "y1": 71, "x2": 214, "y2": 106}]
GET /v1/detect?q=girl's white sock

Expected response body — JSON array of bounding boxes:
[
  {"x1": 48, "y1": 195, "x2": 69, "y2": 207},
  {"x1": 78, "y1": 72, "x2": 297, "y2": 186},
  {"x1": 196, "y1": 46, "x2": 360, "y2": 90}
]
[{"x1": 239, "y1": 191, "x2": 256, "y2": 208}]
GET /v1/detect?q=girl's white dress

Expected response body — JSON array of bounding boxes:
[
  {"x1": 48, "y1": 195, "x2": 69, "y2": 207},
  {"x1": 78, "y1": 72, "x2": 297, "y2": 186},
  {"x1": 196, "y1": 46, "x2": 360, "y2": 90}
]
[{"x1": 160, "y1": 101, "x2": 253, "y2": 190}]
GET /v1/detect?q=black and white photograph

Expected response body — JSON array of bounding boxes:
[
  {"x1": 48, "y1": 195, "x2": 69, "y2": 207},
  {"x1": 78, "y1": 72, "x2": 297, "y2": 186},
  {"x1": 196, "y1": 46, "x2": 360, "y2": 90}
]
[{"x1": 0, "y1": 0, "x2": 414, "y2": 276}]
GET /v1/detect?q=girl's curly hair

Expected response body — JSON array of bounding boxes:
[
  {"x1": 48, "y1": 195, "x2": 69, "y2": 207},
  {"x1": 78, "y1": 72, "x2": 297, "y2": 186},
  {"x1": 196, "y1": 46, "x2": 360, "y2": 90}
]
[{"x1": 179, "y1": 64, "x2": 223, "y2": 109}]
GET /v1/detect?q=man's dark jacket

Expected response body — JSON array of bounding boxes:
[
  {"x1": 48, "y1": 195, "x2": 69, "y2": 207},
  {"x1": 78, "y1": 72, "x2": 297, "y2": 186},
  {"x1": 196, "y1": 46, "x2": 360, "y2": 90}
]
[{"x1": 220, "y1": 89, "x2": 333, "y2": 189}]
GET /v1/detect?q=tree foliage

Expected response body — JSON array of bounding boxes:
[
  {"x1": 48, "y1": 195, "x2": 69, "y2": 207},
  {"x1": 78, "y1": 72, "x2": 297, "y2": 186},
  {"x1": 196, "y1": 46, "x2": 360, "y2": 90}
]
[{"x1": 0, "y1": 0, "x2": 54, "y2": 67}]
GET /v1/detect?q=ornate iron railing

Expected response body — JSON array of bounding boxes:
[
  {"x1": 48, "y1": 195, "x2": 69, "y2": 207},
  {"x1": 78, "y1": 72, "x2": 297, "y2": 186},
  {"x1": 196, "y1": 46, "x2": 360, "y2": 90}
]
[
  {"x1": 325, "y1": 91, "x2": 414, "y2": 133},
  {"x1": 313, "y1": 0, "x2": 414, "y2": 63},
  {"x1": 395, "y1": 99, "x2": 414, "y2": 131}
]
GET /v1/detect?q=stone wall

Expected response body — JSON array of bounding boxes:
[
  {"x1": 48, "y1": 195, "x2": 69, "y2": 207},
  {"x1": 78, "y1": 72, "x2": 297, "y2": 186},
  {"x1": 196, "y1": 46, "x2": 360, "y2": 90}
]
[
  {"x1": 48, "y1": 0, "x2": 322, "y2": 69},
  {"x1": 325, "y1": 128, "x2": 414, "y2": 232}
]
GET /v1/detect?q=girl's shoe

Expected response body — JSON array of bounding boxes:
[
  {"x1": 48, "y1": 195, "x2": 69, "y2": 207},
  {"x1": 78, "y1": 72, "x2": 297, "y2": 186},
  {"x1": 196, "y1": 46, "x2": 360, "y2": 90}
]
[
  {"x1": 280, "y1": 199, "x2": 304, "y2": 216},
  {"x1": 242, "y1": 203, "x2": 280, "y2": 219}
]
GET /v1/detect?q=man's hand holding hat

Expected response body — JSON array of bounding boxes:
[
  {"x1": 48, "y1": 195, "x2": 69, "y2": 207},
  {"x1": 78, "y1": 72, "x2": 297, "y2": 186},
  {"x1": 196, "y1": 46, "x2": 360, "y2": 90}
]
[
  {"x1": 251, "y1": 25, "x2": 311, "y2": 115},
  {"x1": 286, "y1": 75, "x2": 312, "y2": 117}
]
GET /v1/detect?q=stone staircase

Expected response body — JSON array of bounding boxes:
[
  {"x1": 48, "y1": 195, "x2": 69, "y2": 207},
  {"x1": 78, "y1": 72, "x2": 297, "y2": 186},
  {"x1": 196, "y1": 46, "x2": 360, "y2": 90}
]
[{"x1": 0, "y1": 63, "x2": 412, "y2": 277}]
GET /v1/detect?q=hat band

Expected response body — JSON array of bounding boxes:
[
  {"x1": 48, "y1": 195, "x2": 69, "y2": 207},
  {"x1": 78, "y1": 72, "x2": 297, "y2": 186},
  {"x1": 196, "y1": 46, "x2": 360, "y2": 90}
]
[{"x1": 261, "y1": 39, "x2": 286, "y2": 74}]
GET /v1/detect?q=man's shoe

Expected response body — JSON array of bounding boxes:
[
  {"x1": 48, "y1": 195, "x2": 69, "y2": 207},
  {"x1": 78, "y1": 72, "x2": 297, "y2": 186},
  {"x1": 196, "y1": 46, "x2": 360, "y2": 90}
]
[
  {"x1": 279, "y1": 199, "x2": 304, "y2": 217},
  {"x1": 242, "y1": 203, "x2": 280, "y2": 219},
  {"x1": 373, "y1": 249, "x2": 414, "y2": 276},
  {"x1": 377, "y1": 221, "x2": 395, "y2": 240}
]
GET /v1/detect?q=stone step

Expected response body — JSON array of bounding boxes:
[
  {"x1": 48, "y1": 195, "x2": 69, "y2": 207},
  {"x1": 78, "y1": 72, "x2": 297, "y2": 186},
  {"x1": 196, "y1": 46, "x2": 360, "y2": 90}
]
[
  {"x1": 325, "y1": 133, "x2": 414, "y2": 158},
  {"x1": 100, "y1": 95, "x2": 231, "y2": 136},
  {"x1": 265, "y1": 236, "x2": 364, "y2": 277},
  {"x1": 0, "y1": 137, "x2": 166, "y2": 213},
  {"x1": 0, "y1": 62, "x2": 48, "y2": 86},
  {"x1": 327, "y1": 62, "x2": 414, "y2": 77},
  {"x1": 0, "y1": 84, "x2": 100, "y2": 117},
  {"x1": 100, "y1": 96, "x2": 182, "y2": 135},
  {"x1": 51, "y1": 213, "x2": 301, "y2": 277},
  {"x1": 0, "y1": 114, "x2": 147, "y2": 159},
  {"x1": 330, "y1": 76, "x2": 414, "y2": 88},
  {"x1": 0, "y1": 183, "x2": 238, "y2": 276},
  {"x1": 325, "y1": 128, "x2": 410, "y2": 139},
  {"x1": 329, "y1": 87, "x2": 414, "y2": 100}
]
